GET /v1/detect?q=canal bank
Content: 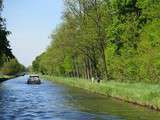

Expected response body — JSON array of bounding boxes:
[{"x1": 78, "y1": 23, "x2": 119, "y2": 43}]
[
  {"x1": 0, "y1": 78, "x2": 9, "y2": 83},
  {"x1": 43, "y1": 75, "x2": 160, "y2": 111},
  {"x1": 0, "y1": 74, "x2": 24, "y2": 83},
  {"x1": 0, "y1": 76, "x2": 15, "y2": 83}
]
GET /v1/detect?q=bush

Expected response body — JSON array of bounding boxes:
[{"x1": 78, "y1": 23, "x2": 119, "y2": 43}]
[{"x1": 0, "y1": 59, "x2": 25, "y2": 75}]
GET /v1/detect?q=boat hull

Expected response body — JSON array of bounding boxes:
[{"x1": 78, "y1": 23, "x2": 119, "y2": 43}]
[{"x1": 27, "y1": 79, "x2": 41, "y2": 84}]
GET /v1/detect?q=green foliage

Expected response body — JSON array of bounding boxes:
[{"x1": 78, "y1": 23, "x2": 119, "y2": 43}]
[
  {"x1": 0, "y1": 0, "x2": 14, "y2": 67},
  {"x1": 0, "y1": 59, "x2": 25, "y2": 75},
  {"x1": 0, "y1": 1, "x2": 24, "y2": 76},
  {"x1": 33, "y1": 0, "x2": 160, "y2": 83}
]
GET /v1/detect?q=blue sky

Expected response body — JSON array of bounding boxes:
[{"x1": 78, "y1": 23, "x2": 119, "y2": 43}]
[{"x1": 2, "y1": 0, "x2": 63, "y2": 66}]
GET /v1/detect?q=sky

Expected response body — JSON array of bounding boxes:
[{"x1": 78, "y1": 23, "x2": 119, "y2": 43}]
[{"x1": 2, "y1": 0, "x2": 63, "y2": 66}]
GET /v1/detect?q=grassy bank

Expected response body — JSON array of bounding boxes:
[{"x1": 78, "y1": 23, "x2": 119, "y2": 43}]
[
  {"x1": 43, "y1": 75, "x2": 160, "y2": 111},
  {"x1": 0, "y1": 75, "x2": 15, "y2": 82}
]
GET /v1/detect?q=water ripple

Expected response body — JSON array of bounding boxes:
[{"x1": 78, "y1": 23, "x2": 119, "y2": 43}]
[{"x1": 1, "y1": 76, "x2": 160, "y2": 120}]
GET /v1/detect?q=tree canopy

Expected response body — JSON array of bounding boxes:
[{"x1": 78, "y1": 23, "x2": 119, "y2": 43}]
[
  {"x1": 32, "y1": 0, "x2": 160, "y2": 83},
  {"x1": 0, "y1": 0, "x2": 24, "y2": 75}
]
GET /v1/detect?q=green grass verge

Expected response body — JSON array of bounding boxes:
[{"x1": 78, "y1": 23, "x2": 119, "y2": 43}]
[
  {"x1": 42, "y1": 75, "x2": 160, "y2": 111},
  {"x1": 0, "y1": 75, "x2": 13, "y2": 79},
  {"x1": 0, "y1": 75, "x2": 15, "y2": 82}
]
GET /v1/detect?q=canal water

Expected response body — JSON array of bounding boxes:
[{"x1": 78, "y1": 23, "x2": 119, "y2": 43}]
[{"x1": 0, "y1": 76, "x2": 160, "y2": 120}]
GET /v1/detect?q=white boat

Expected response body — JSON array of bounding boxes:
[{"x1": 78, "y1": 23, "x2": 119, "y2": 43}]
[{"x1": 27, "y1": 75, "x2": 41, "y2": 84}]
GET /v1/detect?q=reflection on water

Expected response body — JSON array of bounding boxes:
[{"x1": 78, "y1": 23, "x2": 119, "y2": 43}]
[
  {"x1": 0, "y1": 76, "x2": 160, "y2": 120},
  {"x1": 66, "y1": 87, "x2": 160, "y2": 120}
]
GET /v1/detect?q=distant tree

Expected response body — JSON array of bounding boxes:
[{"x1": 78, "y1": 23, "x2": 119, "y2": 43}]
[{"x1": 1, "y1": 59, "x2": 25, "y2": 75}]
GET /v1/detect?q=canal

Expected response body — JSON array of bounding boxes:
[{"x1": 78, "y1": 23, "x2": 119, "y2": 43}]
[{"x1": 0, "y1": 76, "x2": 160, "y2": 120}]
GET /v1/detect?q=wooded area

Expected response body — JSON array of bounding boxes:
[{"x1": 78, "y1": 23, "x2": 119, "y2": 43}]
[
  {"x1": 32, "y1": 0, "x2": 160, "y2": 83},
  {"x1": 0, "y1": 0, "x2": 25, "y2": 76}
]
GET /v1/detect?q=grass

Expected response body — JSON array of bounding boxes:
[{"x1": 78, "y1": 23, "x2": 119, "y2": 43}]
[
  {"x1": 42, "y1": 75, "x2": 160, "y2": 111},
  {"x1": 0, "y1": 75, "x2": 14, "y2": 82},
  {"x1": 0, "y1": 75, "x2": 13, "y2": 79}
]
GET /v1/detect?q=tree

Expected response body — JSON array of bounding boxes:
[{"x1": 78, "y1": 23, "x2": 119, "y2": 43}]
[
  {"x1": 32, "y1": 0, "x2": 160, "y2": 83},
  {"x1": 1, "y1": 59, "x2": 25, "y2": 75},
  {"x1": 0, "y1": 0, "x2": 14, "y2": 67}
]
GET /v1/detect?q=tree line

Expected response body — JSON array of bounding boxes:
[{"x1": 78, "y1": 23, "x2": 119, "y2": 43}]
[
  {"x1": 0, "y1": 0, "x2": 25, "y2": 76},
  {"x1": 32, "y1": 0, "x2": 160, "y2": 83}
]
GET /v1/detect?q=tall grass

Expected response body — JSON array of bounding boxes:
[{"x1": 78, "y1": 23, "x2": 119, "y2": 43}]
[
  {"x1": 43, "y1": 75, "x2": 160, "y2": 110},
  {"x1": 0, "y1": 75, "x2": 16, "y2": 82},
  {"x1": 0, "y1": 75, "x2": 14, "y2": 79}
]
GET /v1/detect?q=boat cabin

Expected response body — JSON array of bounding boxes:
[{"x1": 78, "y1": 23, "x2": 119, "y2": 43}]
[{"x1": 27, "y1": 75, "x2": 41, "y2": 84}]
